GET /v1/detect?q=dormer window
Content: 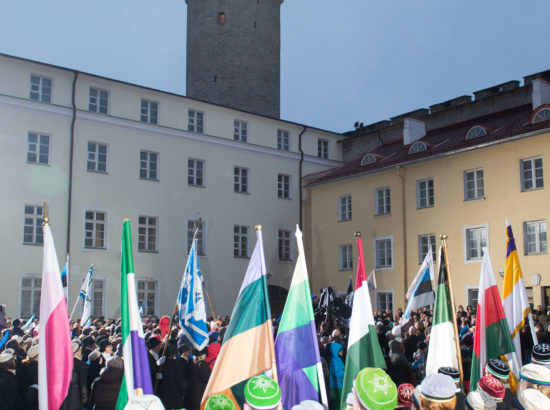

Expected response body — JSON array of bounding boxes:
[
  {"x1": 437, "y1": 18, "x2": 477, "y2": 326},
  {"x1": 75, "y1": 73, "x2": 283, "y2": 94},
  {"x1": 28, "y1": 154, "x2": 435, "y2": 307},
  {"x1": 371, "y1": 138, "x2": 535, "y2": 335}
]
[
  {"x1": 465, "y1": 126, "x2": 487, "y2": 140},
  {"x1": 532, "y1": 107, "x2": 550, "y2": 124},
  {"x1": 409, "y1": 141, "x2": 427, "y2": 154},
  {"x1": 361, "y1": 154, "x2": 377, "y2": 166},
  {"x1": 218, "y1": 12, "x2": 225, "y2": 24}
]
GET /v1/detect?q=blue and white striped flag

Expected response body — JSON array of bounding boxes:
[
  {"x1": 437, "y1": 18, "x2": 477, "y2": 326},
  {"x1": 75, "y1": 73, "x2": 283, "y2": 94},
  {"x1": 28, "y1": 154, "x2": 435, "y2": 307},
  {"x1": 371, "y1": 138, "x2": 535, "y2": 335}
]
[
  {"x1": 61, "y1": 254, "x2": 69, "y2": 301},
  {"x1": 177, "y1": 237, "x2": 208, "y2": 350},
  {"x1": 80, "y1": 265, "x2": 93, "y2": 326}
]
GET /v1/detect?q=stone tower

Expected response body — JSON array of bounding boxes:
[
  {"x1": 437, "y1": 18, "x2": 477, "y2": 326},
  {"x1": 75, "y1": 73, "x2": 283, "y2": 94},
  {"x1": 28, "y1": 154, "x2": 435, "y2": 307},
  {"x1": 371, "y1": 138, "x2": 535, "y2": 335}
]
[{"x1": 186, "y1": 0, "x2": 283, "y2": 118}]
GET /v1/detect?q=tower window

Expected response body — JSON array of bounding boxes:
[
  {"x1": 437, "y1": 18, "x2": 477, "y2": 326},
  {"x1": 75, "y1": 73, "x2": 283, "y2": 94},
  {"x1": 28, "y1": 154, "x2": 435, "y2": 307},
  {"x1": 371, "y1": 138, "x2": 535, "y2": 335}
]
[{"x1": 218, "y1": 12, "x2": 225, "y2": 24}]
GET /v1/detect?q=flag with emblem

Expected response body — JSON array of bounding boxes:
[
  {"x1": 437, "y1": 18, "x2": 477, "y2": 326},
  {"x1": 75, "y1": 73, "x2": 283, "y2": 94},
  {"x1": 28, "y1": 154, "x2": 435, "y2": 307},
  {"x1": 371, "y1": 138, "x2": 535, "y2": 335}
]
[
  {"x1": 470, "y1": 250, "x2": 515, "y2": 391},
  {"x1": 81, "y1": 265, "x2": 93, "y2": 327},
  {"x1": 341, "y1": 234, "x2": 386, "y2": 410},
  {"x1": 275, "y1": 226, "x2": 328, "y2": 409},
  {"x1": 201, "y1": 227, "x2": 275, "y2": 409}
]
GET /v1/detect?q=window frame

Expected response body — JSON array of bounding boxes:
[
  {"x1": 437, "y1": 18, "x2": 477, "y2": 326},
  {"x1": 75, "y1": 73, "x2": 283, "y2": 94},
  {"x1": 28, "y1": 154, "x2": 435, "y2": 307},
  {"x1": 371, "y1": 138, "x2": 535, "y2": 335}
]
[
  {"x1": 23, "y1": 204, "x2": 44, "y2": 245},
  {"x1": 277, "y1": 129, "x2": 290, "y2": 151},
  {"x1": 140, "y1": 99, "x2": 159, "y2": 124},
  {"x1": 317, "y1": 138, "x2": 329, "y2": 159},
  {"x1": 277, "y1": 174, "x2": 292, "y2": 199},
  {"x1": 375, "y1": 289, "x2": 395, "y2": 313},
  {"x1": 91, "y1": 277, "x2": 107, "y2": 318},
  {"x1": 186, "y1": 218, "x2": 207, "y2": 256},
  {"x1": 374, "y1": 235, "x2": 394, "y2": 270},
  {"x1": 83, "y1": 209, "x2": 108, "y2": 250},
  {"x1": 463, "y1": 223, "x2": 489, "y2": 263},
  {"x1": 29, "y1": 74, "x2": 52, "y2": 103},
  {"x1": 416, "y1": 178, "x2": 435, "y2": 209},
  {"x1": 338, "y1": 243, "x2": 353, "y2": 271},
  {"x1": 19, "y1": 274, "x2": 42, "y2": 318},
  {"x1": 523, "y1": 220, "x2": 547, "y2": 255},
  {"x1": 136, "y1": 278, "x2": 159, "y2": 316},
  {"x1": 375, "y1": 187, "x2": 391, "y2": 215},
  {"x1": 233, "y1": 225, "x2": 249, "y2": 258},
  {"x1": 234, "y1": 166, "x2": 249, "y2": 193},
  {"x1": 138, "y1": 215, "x2": 158, "y2": 252},
  {"x1": 463, "y1": 168, "x2": 484, "y2": 201},
  {"x1": 418, "y1": 234, "x2": 436, "y2": 264},
  {"x1": 89, "y1": 87, "x2": 109, "y2": 114},
  {"x1": 520, "y1": 157, "x2": 544, "y2": 191},
  {"x1": 188, "y1": 158, "x2": 205, "y2": 187},
  {"x1": 87, "y1": 141, "x2": 108, "y2": 173},
  {"x1": 188, "y1": 109, "x2": 204, "y2": 133},
  {"x1": 234, "y1": 119, "x2": 248, "y2": 142},
  {"x1": 27, "y1": 132, "x2": 50, "y2": 165},
  {"x1": 139, "y1": 150, "x2": 159, "y2": 181},
  {"x1": 277, "y1": 229, "x2": 292, "y2": 261},
  {"x1": 338, "y1": 194, "x2": 352, "y2": 221}
]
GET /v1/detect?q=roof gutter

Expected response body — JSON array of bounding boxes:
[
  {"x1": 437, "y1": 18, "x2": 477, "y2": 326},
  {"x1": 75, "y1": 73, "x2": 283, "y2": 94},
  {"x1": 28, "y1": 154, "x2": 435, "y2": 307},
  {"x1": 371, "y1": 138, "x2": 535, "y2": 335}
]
[{"x1": 66, "y1": 71, "x2": 78, "y2": 256}]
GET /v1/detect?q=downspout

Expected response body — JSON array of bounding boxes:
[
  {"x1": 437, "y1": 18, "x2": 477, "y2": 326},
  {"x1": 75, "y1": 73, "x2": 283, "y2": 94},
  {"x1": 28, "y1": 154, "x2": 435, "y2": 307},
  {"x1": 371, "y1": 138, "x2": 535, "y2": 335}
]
[
  {"x1": 396, "y1": 165, "x2": 408, "y2": 307},
  {"x1": 67, "y1": 71, "x2": 78, "y2": 256},
  {"x1": 298, "y1": 125, "x2": 307, "y2": 229}
]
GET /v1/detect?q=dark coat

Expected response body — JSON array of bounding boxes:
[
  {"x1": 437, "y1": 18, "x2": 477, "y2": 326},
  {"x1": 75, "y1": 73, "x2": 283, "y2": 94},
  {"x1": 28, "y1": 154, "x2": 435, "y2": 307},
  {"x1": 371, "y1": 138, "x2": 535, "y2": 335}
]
[
  {"x1": 61, "y1": 358, "x2": 88, "y2": 410},
  {"x1": 148, "y1": 351, "x2": 159, "y2": 387},
  {"x1": 0, "y1": 368, "x2": 22, "y2": 410},
  {"x1": 159, "y1": 358, "x2": 191, "y2": 410},
  {"x1": 90, "y1": 366, "x2": 124, "y2": 410},
  {"x1": 189, "y1": 360, "x2": 211, "y2": 410},
  {"x1": 16, "y1": 360, "x2": 39, "y2": 410}
]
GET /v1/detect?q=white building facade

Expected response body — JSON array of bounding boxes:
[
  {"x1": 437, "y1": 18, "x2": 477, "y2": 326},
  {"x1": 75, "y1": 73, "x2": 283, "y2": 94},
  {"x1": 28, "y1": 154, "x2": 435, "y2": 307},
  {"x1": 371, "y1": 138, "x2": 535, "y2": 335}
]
[{"x1": 0, "y1": 54, "x2": 343, "y2": 319}]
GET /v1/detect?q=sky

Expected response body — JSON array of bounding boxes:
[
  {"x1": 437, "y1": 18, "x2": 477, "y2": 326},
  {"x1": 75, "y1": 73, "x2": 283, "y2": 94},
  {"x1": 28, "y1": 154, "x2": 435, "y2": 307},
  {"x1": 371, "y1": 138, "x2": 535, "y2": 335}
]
[{"x1": 1, "y1": 1, "x2": 549, "y2": 133}]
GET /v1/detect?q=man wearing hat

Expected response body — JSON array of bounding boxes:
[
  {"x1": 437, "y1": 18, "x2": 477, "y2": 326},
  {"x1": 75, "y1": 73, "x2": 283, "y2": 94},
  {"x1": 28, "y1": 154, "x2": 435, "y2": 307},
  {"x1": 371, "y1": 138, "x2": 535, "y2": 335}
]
[
  {"x1": 190, "y1": 348, "x2": 211, "y2": 410},
  {"x1": 61, "y1": 341, "x2": 89, "y2": 410},
  {"x1": 352, "y1": 367, "x2": 397, "y2": 410},
  {"x1": 147, "y1": 335, "x2": 164, "y2": 386},
  {"x1": 532, "y1": 343, "x2": 550, "y2": 368},
  {"x1": 16, "y1": 344, "x2": 39, "y2": 410},
  {"x1": 418, "y1": 373, "x2": 457, "y2": 409},
  {"x1": 243, "y1": 375, "x2": 282, "y2": 410},
  {"x1": 0, "y1": 350, "x2": 23, "y2": 409}
]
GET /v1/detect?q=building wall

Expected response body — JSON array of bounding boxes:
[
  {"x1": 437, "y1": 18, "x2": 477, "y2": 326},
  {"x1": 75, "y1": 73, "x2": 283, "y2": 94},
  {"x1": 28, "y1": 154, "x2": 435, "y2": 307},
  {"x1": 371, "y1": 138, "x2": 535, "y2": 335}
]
[
  {"x1": 0, "y1": 54, "x2": 342, "y2": 318},
  {"x1": 307, "y1": 131, "x2": 550, "y2": 310}
]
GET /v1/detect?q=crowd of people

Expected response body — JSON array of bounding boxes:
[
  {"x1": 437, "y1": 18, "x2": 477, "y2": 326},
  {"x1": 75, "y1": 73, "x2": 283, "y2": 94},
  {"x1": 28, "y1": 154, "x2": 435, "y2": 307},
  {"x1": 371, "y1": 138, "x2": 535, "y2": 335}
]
[{"x1": 1, "y1": 299, "x2": 550, "y2": 409}]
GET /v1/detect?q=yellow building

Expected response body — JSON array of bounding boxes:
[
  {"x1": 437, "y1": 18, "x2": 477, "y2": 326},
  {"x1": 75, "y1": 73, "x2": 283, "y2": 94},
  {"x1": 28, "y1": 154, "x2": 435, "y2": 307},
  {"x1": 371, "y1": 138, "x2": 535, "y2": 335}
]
[{"x1": 305, "y1": 73, "x2": 550, "y2": 312}]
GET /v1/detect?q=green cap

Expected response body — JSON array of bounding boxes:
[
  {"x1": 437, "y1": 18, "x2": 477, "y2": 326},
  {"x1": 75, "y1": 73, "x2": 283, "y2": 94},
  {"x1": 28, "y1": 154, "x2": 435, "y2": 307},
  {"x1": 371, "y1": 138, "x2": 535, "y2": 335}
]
[
  {"x1": 354, "y1": 367, "x2": 397, "y2": 410},
  {"x1": 244, "y1": 375, "x2": 282, "y2": 409},
  {"x1": 205, "y1": 394, "x2": 236, "y2": 410}
]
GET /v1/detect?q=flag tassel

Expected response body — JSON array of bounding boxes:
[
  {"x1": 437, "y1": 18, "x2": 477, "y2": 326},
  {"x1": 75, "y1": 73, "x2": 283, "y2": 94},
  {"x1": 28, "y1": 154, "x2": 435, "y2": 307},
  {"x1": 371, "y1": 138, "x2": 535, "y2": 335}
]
[{"x1": 440, "y1": 235, "x2": 464, "y2": 384}]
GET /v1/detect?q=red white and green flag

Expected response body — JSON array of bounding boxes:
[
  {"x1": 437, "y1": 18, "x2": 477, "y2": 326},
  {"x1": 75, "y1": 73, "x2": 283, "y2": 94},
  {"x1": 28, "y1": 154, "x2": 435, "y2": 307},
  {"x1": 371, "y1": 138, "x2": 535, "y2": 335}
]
[
  {"x1": 470, "y1": 250, "x2": 515, "y2": 390},
  {"x1": 340, "y1": 235, "x2": 386, "y2": 410}
]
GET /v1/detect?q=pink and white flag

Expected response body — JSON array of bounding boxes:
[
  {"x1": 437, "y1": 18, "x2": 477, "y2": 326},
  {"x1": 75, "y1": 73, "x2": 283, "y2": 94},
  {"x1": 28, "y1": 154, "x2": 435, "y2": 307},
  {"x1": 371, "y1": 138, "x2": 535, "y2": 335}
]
[{"x1": 39, "y1": 223, "x2": 73, "y2": 410}]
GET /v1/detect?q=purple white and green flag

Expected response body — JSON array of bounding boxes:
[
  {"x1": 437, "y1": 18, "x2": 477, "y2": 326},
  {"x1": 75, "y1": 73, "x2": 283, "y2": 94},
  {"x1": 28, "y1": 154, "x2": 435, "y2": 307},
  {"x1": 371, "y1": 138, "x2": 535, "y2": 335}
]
[
  {"x1": 274, "y1": 226, "x2": 328, "y2": 410},
  {"x1": 115, "y1": 220, "x2": 155, "y2": 409}
]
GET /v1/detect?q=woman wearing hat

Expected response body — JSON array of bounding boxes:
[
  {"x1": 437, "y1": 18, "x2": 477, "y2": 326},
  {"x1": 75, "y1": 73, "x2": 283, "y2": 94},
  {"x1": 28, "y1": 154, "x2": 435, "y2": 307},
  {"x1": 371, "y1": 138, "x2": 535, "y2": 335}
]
[
  {"x1": 16, "y1": 344, "x2": 39, "y2": 410},
  {"x1": 0, "y1": 350, "x2": 23, "y2": 409},
  {"x1": 61, "y1": 341, "x2": 89, "y2": 410}
]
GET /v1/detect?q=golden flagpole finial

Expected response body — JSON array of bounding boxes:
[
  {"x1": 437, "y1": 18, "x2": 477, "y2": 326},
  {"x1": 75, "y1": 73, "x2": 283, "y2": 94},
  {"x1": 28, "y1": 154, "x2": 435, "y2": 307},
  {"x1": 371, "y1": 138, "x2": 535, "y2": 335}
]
[
  {"x1": 42, "y1": 201, "x2": 50, "y2": 226},
  {"x1": 255, "y1": 225, "x2": 262, "y2": 231},
  {"x1": 440, "y1": 234, "x2": 448, "y2": 240},
  {"x1": 354, "y1": 231, "x2": 362, "y2": 238}
]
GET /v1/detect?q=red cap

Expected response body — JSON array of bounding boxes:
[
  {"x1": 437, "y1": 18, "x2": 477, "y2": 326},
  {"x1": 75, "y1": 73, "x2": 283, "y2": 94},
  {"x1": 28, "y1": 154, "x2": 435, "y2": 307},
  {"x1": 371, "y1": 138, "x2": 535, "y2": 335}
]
[
  {"x1": 478, "y1": 375, "x2": 505, "y2": 402},
  {"x1": 158, "y1": 315, "x2": 170, "y2": 338},
  {"x1": 398, "y1": 383, "x2": 415, "y2": 406}
]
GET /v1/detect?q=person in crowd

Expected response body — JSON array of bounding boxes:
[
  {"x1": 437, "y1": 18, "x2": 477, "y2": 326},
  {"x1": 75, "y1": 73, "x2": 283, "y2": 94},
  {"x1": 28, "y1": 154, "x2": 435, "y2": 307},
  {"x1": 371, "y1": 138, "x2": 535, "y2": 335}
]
[
  {"x1": 89, "y1": 356, "x2": 124, "y2": 410},
  {"x1": 190, "y1": 348, "x2": 211, "y2": 410}
]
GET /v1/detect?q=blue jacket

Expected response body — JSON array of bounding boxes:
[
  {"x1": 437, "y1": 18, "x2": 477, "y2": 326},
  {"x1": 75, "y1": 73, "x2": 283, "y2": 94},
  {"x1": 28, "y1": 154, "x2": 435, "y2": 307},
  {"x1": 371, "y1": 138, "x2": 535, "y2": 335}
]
[{"x1": 328, "y1": 342, "x2": 345, "y2": 389}]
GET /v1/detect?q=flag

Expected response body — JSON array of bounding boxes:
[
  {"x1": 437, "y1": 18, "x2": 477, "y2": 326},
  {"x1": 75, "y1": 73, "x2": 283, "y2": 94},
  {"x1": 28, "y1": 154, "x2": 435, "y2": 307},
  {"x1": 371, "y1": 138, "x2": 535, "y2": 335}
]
[
  {"x1": 403, "y1": 251, "x2": 435, "y2": 319},
  {"x1": 275, "y1": 226, "x2": 327, "y2": 410},
  {"x1": 344, "y1": 276, "x2": 353, "y2": 308},
  {"x1": 367, "y1": 269, "x2": 377, "y2": 291},
  {"x1": 22, "y1": 314, "x2": 35, "y2": 330},
  {"x1": 470, "y1": 250, "x2": 515, "y2": 390},
  {"x1": 61, "y1": 254, "x2": 69, "y2": 301},
  {"x1": 201, "y1": 227, "x2": 274, "y2": 409},
  {"x1": 81, "y1": 265, "x2": 93, "y2": 327},
  {"x1": 502, "y1": 219, "x2": 531, "y2": 392},
  {"x1": 38, "y1": 221, "x2": 73, "y2": 410},
  {"x1": 425, "y1": 246, "x2": 460, "y2": 376},
  {"x1": 139, "y1": 301, "x2": 145, "y2": 317},
  {"x1": 0, "y1": 330, "x2": 10, "y2": 349},
  {"x1": 341, "y1": 235, "x2": 386, "y2": 410},
  {"x1": 177, "y1": 236, "x2": 209, "y2": 350},
  {"x1": 116, "y1": 220, "x2": 155, "y2": 409}
]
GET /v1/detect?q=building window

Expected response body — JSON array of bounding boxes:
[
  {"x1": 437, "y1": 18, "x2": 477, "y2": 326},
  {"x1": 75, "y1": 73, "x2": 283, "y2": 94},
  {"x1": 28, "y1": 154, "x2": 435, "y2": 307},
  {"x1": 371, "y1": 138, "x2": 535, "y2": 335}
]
[
  {"x1": 409, "y1": 141, "x2": 427, "y2": 154},
  {"x1": 277, "y1": 174, "x2": 291, "y2": 199},
  {"x1": 318, "y1": 139, "x2": 329, "y2": 159},
  {"x1": 187, "y1": 219, "x2": 206, "y2": 256},
  {"x1": 465, "y1": 126, "x2": 487, "y2": 140},
  {"x1": 137, "y1": 279, "x2": 158, "y2": 316},
  {"x1": 84, "y1": 210, "x2": 106, "y2": 249},
  {"x1": 188, "y1": 159, "x2": 204, "y2": 187},
  {"x1": 140, "y1": 150, "x2": 158, "y2": 180},
  {"x1": 234, "y1": 167, "x2": 249, "y2": 193},
  {"x1": 520, "y1": 157, "x2": 544, "y2": 191},
  {"x1": 27, "y1": 132, "x2": 50, "y2": 165},
  {"x1": 87, "y1": 142, "x2": 107, "y2": 173},
  {"x1": 92, "y1": 279, "x2": 105, "y2": 317},
  {"x1": 338, "y1": 195, "x2": 352, "y2": 221},
  {"x1": 218, "y1": 12, "x2": 225, "y2": 24},
  {"x1": 524, "y1": 220, "x2": 547, "y2": 255},
  {"x1": 23, "y1": 205, "x2": 43, "y2": 245},
  {"x1": 234, "y1": 225, "x2": 248, "y2": 258},
  {"x1": 339, "y1": 244, "x2": 353, "y2": 270},
  {"x1": 140, "y1": 99, "x2": 158, "y2": 124},
  {"x1": 89, "y1": 87, "x2": 109, "y2": 114},
  {"x1": 277, "y1": 129, "x2": 289, "y2": 151},
  {"x1": 138, "y1": 216, "x2": 158, "y2": 252},
  {"x1": 418, "y1": 234, "x2": 436, "y2": 264},
  {"x1": 188, "y1": 110, "x2": 204, "y2": 133},
  {"x1": 467, "y1": 288, "x2": 479, "y2": 308},
  {"x1": 532, "y1": 107, "x2": 550, "y2": 124},
  {"x1": 464, "y1": 224, "x2": 488, "y2": 261},
  {"x1": 20, "y1": 276, "x2": 42, "y2": 317},
  {"x1": 464, "y1": 169, "x2": 484, "y2": 201},
  {"x1": 375, "y1": 236, "x2": 393, "y2": 269},
  {"x1": 234, "y1": 120, "x2": 248, "y2": 142},
  {"x1": 375, "y1": 187, "x2": 391, "y2": 215},
  {"x1": 376, "y1": 291, "x2": 394, "y2": 313},
  {"x1": 278, "y1": 229, "x2": 292, "y2": 261},
  {"x1": 29, "y1": 74, "x2": 51, "y2": 103},
  {"x1": 361, "y1": 154, "x2": 377, "y2": 166},
  {"x1": 417, "y1": 178, "x2": 434, "y2": 208}
]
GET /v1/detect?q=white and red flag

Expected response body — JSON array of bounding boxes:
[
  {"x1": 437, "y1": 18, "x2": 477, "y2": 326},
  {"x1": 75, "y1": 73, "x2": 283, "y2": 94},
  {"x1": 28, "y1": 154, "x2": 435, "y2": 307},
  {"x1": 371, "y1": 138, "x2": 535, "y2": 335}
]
[{"x1": 39, "y1": 219, "x2": 73, "y2": 410}]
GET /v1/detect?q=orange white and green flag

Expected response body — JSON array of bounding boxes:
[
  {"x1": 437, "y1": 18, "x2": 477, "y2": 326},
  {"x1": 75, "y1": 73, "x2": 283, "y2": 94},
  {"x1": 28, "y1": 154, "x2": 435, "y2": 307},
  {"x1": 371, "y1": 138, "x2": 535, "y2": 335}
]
[
  {"x1": 502, "y1": 219, "x2": 531, "y2": 392},
  {"x1": 201, "y1": 227, "x2": 274, "y2": 409}
]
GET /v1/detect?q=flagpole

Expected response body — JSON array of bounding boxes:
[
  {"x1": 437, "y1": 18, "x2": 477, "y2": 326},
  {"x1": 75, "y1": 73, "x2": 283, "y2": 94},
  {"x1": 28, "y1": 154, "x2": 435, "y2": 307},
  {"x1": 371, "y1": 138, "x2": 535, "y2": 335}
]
[
  {"x1": 69, "y1": 297, "x2": 80, "y2": 320},
  {"x1": 440, "y1": 234, "x2": 464, "y2": 384},
  {"x1": 257, "y1": 225, "x2": 278, "y2": 383}
]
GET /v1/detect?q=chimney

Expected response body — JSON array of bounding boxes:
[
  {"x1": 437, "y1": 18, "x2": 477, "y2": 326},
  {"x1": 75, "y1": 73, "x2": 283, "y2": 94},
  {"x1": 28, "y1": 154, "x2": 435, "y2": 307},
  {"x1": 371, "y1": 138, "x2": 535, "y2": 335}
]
[
  {"x1": 532, "y1": 77, "x2": 550, "y2": 109},
  {"x1": 403, "y1": 117, "x2": 425, "y2": 145}
]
